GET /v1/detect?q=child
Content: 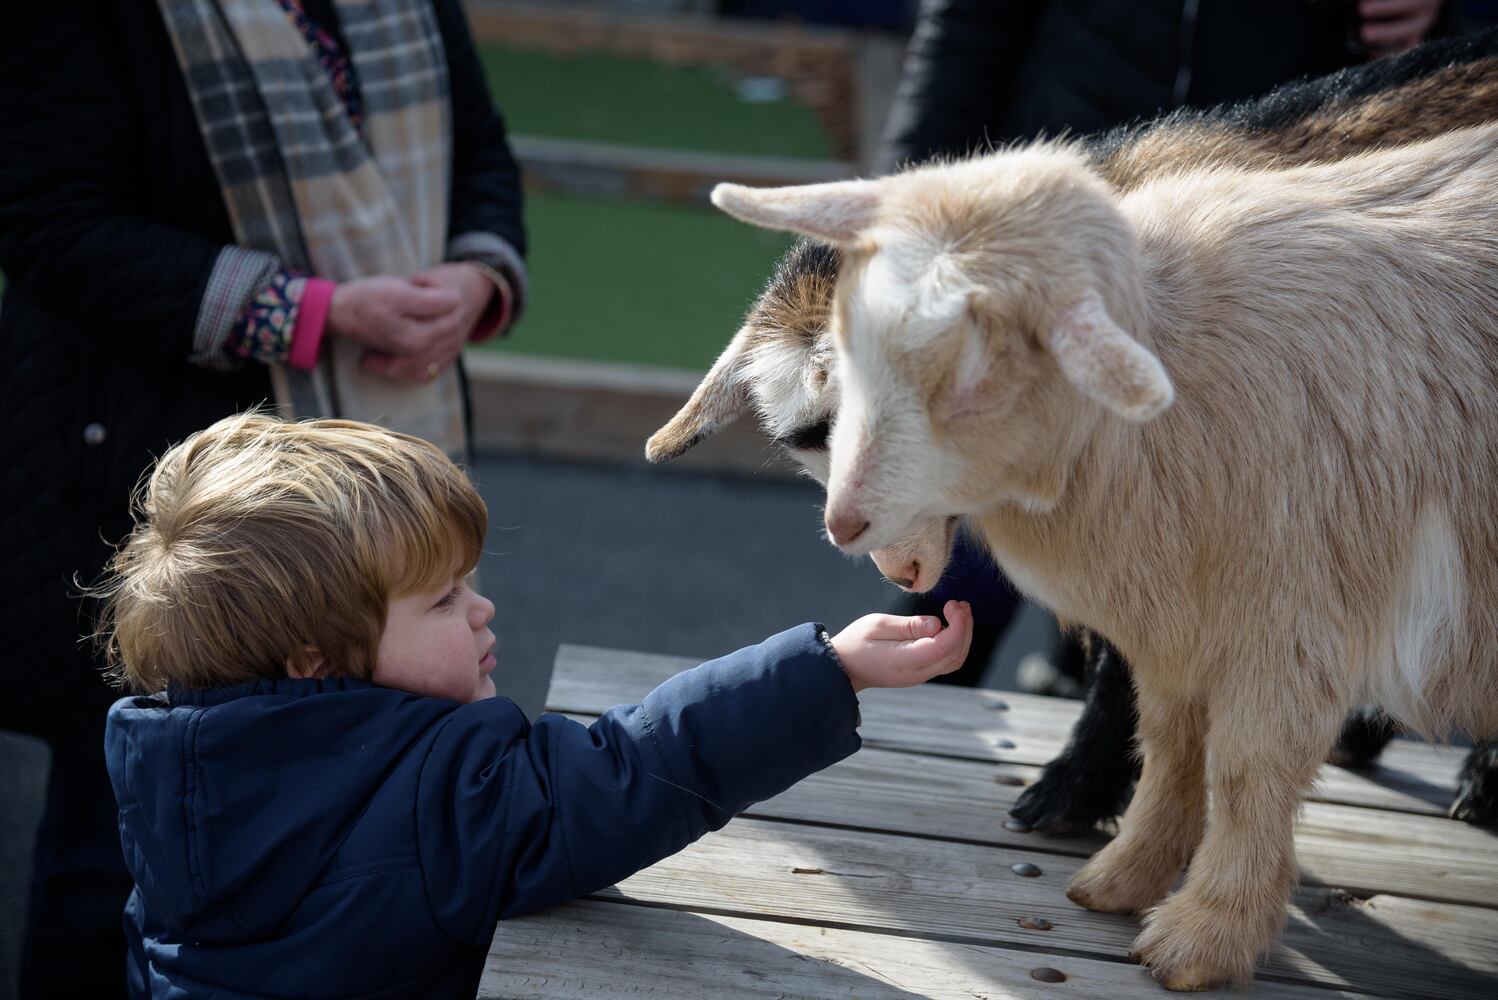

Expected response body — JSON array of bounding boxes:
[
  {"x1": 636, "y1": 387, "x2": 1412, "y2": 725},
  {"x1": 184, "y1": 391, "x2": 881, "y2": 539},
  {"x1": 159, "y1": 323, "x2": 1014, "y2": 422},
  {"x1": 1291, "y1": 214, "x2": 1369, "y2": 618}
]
[{"x1": 99, "y1": 412, "x2": 973, "y2": 999}]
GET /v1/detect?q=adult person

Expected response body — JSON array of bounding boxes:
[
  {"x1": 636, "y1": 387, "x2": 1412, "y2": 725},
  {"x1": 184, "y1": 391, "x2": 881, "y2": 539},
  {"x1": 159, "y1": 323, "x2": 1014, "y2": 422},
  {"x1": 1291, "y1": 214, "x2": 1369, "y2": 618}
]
[
  {"x1": 0, "y1": 2, "x2": 526, "y2": 995},
  {"x1": 877, "y1": 0, "x2": 1454, "y2": 690}
]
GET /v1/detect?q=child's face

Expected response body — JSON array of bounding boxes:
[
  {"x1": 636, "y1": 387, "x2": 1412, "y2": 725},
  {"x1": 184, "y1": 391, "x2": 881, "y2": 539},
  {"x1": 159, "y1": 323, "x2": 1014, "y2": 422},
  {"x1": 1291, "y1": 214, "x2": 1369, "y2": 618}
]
[{"x1": 372, "y1": 566, "x2": 498, "y2": 704}]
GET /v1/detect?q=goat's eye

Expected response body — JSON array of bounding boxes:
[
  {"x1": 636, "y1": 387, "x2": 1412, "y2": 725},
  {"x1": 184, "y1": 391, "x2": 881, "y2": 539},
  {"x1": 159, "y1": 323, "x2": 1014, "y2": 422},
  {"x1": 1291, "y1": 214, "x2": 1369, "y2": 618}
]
[{"x1": 780, "y1": 418, "x2": 831, "y2": 452}]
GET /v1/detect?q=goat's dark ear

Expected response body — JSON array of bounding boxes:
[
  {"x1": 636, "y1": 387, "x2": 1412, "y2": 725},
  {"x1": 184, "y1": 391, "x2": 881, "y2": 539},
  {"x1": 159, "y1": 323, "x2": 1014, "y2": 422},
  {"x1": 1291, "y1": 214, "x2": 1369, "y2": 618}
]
[
  {"x1": 1043, "y1": 291, "x2": 1173, "y2": 421},
  {"x1": 646, "y1": 326, "x2": 754, "y2": 462},
  {"x1": 711, "y1": 179, "x2": 881, "y2": 244}
]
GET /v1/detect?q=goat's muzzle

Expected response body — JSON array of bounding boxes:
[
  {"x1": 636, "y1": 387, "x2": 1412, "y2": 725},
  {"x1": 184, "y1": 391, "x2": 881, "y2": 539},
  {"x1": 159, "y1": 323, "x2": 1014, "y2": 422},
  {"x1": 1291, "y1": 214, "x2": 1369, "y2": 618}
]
[{"x1": 825, "y1": 510, "x2": 869, "y2": 547}]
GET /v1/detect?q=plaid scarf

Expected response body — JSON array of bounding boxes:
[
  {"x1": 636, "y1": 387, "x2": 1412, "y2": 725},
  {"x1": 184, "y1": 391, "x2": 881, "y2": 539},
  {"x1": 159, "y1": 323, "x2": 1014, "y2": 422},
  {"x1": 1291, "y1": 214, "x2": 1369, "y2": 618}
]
[{"x1": 155, "y1": 0, "x2": 465, "y2": 454}]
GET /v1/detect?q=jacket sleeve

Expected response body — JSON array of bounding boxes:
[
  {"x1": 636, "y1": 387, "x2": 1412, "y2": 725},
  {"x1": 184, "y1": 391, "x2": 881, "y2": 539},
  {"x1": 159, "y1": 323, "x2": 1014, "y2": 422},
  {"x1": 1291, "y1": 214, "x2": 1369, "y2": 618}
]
[
  {"x1": 0, "y1": 1, "x2": 243, "y2": 363},
  {"x1": 878, "y1": 0, "x2": 1044, "y2": 170},
  {"x1": 432, "y1": 0, "x2": 528, "y2": 306},
  {"x1": 414, "y1": 623, "x2": 861, "y2": 944}
]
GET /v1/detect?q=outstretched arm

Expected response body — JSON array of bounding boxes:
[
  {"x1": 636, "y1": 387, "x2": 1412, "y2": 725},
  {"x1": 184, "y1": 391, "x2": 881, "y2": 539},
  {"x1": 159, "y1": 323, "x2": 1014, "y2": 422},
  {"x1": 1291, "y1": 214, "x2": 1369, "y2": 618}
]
[
  {"x1": 416, "y1": 605, "x2": 973, "y2": 943},
  {"x1": 415, "y1": 623, "x2": 858, "y2": 943}
]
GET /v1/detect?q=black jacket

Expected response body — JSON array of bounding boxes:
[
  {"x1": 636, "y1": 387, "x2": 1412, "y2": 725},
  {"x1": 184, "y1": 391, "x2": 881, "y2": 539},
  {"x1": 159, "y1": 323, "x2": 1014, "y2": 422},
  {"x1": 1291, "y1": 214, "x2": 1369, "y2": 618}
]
[
  {"x1": 0, "y1": 0, "x2": 524, "y2": 715},
  {"x1": 0, "y1": 3, "x2": 524, "y2": 994},
  {"x1": 881, "y1": 0, "x2": 1460, "y2": 167}
]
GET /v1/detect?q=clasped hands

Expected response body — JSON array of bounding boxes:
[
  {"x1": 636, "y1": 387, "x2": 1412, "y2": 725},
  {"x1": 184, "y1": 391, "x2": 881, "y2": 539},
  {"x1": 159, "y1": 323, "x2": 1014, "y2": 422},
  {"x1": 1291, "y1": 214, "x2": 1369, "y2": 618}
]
[{"x1": 326, "y1": 263, "x2": 497, "y2": 383}]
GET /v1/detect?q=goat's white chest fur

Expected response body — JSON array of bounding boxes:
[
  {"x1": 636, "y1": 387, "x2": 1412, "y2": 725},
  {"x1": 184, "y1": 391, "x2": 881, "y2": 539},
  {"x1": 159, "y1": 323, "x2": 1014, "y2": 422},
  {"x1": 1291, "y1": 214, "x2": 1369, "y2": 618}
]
[{"x1": 1362, "y1": 506, "x2": 1466, "y2": 731}]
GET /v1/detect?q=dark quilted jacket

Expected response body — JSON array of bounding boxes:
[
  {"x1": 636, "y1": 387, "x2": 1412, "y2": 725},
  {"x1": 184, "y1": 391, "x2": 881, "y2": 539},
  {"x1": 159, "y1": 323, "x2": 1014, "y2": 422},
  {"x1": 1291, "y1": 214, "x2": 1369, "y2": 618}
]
[
  {"x1": 881, "y1": 0, "x2": 1461, "y2": 167},
  {"x1": 0, "y1": 2, "x2": 524, "y2": 994},
  {"x1": 107, "y1": 625, "x2": 859, "y2": 998}
]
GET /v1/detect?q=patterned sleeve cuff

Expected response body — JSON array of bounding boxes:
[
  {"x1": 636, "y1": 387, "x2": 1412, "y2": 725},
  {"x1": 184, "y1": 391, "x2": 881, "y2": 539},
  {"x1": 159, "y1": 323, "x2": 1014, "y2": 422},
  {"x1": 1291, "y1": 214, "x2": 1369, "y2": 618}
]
[
  {"x1": 226, "y1": 269, "x2": 308, "y2": 366},
  {"x1": 447, "y1": 231, "x2": 528, "y2": 323},
  {"x1": 194, "y1": 245, "x2": 284, "y2": 370}
]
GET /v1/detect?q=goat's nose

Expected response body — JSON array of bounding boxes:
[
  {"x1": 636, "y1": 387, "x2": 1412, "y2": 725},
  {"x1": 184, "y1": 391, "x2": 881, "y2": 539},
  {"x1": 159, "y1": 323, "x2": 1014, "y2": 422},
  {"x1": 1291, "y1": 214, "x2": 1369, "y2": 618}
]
[{"x1": 825, "y1": 510, "x2": 870, "y2": 546}]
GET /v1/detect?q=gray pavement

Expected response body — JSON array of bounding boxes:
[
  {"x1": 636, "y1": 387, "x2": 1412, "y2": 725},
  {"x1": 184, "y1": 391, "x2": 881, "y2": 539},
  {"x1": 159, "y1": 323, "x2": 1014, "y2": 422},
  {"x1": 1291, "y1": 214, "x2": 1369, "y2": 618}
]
[{"x1": 471, "y1": 449, "x2": 1059, "y2": 717}]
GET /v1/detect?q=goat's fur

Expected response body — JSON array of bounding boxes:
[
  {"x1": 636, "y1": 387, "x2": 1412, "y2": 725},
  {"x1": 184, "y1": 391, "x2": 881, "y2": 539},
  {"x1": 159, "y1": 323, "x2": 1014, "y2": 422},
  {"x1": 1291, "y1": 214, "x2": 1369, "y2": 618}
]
[
  {"x1": 650, "y1": 36, "x2": 1498, "y2": 849},
  {"x1": 650, "y1": 33, "x2": 1498, "y2": 589},
  {"x1": 713, "y1": 121, "x2": 1498, "y2": 989},
  {"x1": 649, "y1": 31, "x2": 1498, "y2": 472}
]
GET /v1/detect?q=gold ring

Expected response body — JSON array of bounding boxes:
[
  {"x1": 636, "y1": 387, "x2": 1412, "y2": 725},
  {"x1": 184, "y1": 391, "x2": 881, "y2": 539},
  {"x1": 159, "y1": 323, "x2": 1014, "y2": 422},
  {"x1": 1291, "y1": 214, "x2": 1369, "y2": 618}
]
[{"x1": 426, "y1": 362, "x2": 439, "y2": 380}]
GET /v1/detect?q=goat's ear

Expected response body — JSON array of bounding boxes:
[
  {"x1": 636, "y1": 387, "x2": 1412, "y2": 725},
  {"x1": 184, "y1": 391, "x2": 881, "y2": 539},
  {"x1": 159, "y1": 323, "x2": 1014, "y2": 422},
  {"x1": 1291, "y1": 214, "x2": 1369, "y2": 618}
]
[
  {"x1": 1043, "y1": 291, "x2": 1173, "y2": 421},
  {"x1": 646, "y1": 326, "x2": 754, "y2": 462},
  {"x1": 940, "y1": 293, "x2": 999, "y2": 419},
  {"x1": 711, "y1": 179, "x2": 881, "y2": 243}
]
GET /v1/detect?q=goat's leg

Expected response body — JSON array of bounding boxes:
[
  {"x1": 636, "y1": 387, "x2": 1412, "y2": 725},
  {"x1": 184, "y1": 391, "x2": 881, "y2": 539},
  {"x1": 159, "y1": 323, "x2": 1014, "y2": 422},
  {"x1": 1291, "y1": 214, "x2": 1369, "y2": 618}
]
[
  {"x1": 1130, "y1": 677, "x2": 1342, "y2": 991},
  {"x1": 1327, "y1": 704, "x2": 1397, "y2": 768},
  {"x1": 1011, "y1": 636, "x2": 1140, "y2": 835},
  {"x1": 1450, "y1": 741, "x2": 1498, "y2": 825},
  {"x1": 1065, "y1": 684, "x2": 1204, "y2": 914}
]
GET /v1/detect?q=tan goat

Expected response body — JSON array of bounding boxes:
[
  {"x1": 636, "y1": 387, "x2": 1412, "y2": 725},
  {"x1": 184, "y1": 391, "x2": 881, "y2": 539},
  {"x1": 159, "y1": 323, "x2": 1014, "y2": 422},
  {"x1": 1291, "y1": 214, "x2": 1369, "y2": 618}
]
[
  {"x1": 649, "y1": 47, "x2": 1498, "y2": 594},
  {"x1": 708, "y1": 127, "x2": 1498, "y2": 989}
]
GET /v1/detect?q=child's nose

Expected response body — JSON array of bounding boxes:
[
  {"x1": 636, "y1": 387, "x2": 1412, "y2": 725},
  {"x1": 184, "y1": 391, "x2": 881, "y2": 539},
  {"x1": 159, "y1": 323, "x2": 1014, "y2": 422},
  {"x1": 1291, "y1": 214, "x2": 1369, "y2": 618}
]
[{"x1": 471, "y1": 592, "x2": 495, "y2": 628}]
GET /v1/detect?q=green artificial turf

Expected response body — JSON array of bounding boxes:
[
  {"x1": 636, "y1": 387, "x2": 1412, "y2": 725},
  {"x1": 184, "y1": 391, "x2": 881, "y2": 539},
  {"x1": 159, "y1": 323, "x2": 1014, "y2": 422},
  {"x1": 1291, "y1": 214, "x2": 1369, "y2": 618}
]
[
  {"x1": 477, "y1": 191, "x2": 796, "y2": 372},
  {"x1": 478, "y1": 44, "x2": 836, "y2": 160}
]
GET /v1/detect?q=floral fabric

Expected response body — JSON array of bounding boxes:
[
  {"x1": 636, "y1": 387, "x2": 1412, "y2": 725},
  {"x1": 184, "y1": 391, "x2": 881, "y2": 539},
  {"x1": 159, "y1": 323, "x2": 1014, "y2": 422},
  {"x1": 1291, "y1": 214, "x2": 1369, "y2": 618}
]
[{"x1": 227, "y1": 270, "x2": 308, "y2": 364}]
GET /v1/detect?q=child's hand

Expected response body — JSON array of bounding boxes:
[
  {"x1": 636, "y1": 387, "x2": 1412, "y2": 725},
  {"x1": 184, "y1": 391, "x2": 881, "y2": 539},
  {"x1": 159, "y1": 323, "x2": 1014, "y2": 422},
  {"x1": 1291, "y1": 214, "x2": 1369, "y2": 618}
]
[{"x1": 831, "y1": 600, "x2": 973, "y2": 693}]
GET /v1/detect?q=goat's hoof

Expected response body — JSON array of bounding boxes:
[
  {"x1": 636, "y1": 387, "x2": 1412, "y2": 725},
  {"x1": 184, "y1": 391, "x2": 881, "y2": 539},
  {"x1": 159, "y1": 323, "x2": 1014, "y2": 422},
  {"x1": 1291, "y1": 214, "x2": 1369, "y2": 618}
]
[
  {"x1": 1328, "y1": 706, "x2": 1397, "y2": 769},
  {"x1": 1148, "y1": 964, "x2": 1221, "y2": 993},
  {"x1": 1066, "y1": 851, "x2": 1174, "y2": 914},
  {"x1": 1009, "y1": 804, "x2": 1085, "y2": 838},
  {"x1": 1130, "y1": 939, "x2": 1233, "y2": 993},
  {"x1": 1326, "y1": 746, "x2": 1364, "y2": 769},
  {"x1": 1009, "y1": 766, "x2": 1129, "y2": 837},
  {"x1": 1130, "y1": 925, "x2": 1229, "y2": 992},
  {"x1": 1450, "y1": 743, "x2": 1498, "y2": 826},
  {"x1": 1130, "y1": 894, "x2": 1263, "y2": 993}
]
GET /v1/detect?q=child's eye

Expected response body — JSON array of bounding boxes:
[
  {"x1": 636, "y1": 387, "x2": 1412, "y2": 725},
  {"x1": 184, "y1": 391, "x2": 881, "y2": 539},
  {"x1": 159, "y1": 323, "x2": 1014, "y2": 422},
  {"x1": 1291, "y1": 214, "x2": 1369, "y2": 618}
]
[{"x1": 434, "y1": 585, "x2": 463, "y2": 610}]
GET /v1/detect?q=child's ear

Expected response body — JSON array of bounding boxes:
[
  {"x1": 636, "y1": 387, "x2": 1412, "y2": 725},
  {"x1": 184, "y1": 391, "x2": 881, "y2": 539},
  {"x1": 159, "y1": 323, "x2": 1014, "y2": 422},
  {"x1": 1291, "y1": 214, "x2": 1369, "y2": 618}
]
[{"x1": 285, "y1": 646, "x2": 329, "y2": 679}]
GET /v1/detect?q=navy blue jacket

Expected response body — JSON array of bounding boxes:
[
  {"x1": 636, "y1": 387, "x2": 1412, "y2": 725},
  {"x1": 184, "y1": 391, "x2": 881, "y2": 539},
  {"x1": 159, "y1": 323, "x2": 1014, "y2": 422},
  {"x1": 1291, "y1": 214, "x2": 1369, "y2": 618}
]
[{"x1": 105, "y1": 624, "x2": 859, "y2": 998}]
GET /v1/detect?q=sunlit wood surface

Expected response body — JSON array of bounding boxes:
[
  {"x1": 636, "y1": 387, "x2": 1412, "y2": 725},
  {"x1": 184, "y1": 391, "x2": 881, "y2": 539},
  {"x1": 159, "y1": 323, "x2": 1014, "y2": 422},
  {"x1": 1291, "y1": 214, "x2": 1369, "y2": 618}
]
[{"x1": 482, "y1": 644, "x2": 1498, "y2": 999}]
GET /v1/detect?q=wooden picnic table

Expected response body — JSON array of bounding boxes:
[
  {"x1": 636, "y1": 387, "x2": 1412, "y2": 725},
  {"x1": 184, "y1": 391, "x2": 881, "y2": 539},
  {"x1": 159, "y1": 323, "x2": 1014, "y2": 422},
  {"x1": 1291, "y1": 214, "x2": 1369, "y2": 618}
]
[{"x1": 482, "y1": 645, "x2": 1498, "y2": 999}]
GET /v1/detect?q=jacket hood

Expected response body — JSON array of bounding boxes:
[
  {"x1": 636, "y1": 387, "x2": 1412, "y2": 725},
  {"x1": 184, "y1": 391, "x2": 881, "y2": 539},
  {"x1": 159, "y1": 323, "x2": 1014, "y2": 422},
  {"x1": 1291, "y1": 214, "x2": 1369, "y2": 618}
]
[{"x1": 106, "y1": 678, "x2": 453, "y2": 942}]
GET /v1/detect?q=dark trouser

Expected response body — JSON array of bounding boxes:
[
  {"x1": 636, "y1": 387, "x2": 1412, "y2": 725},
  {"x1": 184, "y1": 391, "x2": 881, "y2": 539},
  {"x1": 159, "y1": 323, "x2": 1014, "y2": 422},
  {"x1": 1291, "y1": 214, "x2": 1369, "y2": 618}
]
[
  {"x1": 22, "y1": 732, "x2": 131, "y2": 999},
  {"x1": 5, "y1": 529, "x2": 132, "y2": 1000}
]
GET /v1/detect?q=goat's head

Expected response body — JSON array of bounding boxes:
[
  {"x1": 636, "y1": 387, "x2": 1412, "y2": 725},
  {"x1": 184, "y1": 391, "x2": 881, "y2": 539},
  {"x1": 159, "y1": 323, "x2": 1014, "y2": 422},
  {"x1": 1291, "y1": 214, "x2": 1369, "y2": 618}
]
[
  {"x1": 710, "y1": 145, "x2": 1174, "y2": 556},
  {"x1": 646, "y1": 241, "x2": 964, "y2": 590},
  {"x1": 646, "y1": 240, "x2": 841, "y2": 478}
]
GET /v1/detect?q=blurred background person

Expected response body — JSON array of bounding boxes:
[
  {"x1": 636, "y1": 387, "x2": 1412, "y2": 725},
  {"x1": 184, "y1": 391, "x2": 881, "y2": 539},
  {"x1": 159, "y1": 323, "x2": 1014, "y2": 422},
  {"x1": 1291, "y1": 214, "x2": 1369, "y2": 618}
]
[{"x1": 0, "y1": 1, "x2": 525, "y2": 995}]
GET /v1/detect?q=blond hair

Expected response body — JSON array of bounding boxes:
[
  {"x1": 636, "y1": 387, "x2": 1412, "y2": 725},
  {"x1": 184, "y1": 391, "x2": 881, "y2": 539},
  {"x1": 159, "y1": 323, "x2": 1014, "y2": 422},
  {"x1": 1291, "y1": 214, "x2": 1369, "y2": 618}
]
[{"x1": 96, "y1": 412, "x2": 487, "y2": 692}]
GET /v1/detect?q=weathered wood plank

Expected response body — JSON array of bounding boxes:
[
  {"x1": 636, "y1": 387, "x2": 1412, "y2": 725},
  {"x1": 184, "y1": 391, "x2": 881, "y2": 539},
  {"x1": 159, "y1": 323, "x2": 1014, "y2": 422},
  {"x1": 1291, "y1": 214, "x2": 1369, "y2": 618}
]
[
  {"x1": 482, "y1": 898, "x2": 1373, "y2": 999},
  {"x1": 596, "y1": 818, "x2": 1498, "y2": 1000},
  {"x1": 553, "y1": 719, "x2": 1498, "y2": 911},
  {"x1": 753, "y1": 746, "x2": 1497, "y2": 909},
  {"x1": 549, "y1": 645, "x2": 1465, "y2": 816},
  {"x1": 1292, "y1": 801, "x2": 1498, "y2": 906}
]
